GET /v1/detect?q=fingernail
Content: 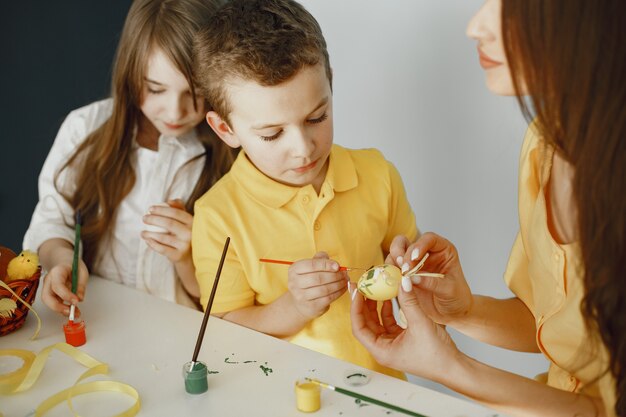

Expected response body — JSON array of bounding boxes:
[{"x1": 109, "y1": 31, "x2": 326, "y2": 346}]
[
  {"x1": 396, "y1": 256, "x2": 403, "y2": 266},
  {"x1": 401, "y1": 276, "x2": 413, "y2": 292},
  {"x1": 411, "y1": 248, "x2": 420, "y2": 261},
  {"x1": 401, "y1": 263, "x2": 409, "y2": 274},
  {"x1": 331, "y1": 262, "x2": 339, "y2": 271},
  {"x1": 351, "y1": 287, "x2": 358, "y2": 301},
  {"x1": 412, "y1": 275, "x2": 422, "y2": 285},
  {"x1": 347, "y1": 281, "x2": 352, "y2": 293}
]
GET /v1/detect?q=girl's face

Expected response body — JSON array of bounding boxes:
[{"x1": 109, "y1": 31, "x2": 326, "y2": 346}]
[
  {"x1": 466, "y1": 0, "x2": 515, "y2": 96},
  {"x1": 140, "y1": 48, "x2": 206, "y2": 138}
]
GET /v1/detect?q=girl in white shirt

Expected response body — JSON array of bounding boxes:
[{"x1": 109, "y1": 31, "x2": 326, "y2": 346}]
[{"x1": 24, "y1": 0, "x2": 234, "y2": 312}]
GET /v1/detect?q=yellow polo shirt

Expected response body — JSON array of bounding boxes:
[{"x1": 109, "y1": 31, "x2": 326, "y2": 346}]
[
  {"x1": 193, "y1": 144, "x2": 418, "y2": 377},
  {"x1": 504, "y1": 124, "x2": 616, "y2": 415}
]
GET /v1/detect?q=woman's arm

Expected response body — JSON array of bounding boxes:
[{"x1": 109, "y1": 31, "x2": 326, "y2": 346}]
[
  {"x1": 351, "y1": 286, "x2": 604, "y2": 417},
  {"x1": 391, "y1": 232, "x2": 539, "y2": 352},
  {"x1": 449, "y1": 295, "x2": 540, "y2": 352}
]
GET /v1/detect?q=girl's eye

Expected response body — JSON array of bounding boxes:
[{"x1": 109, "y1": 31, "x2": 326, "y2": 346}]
[
  {"x1": 308, "y1": 112, "x2": 328, "y2": 124},
  {"x1": 147, "y1": 87, "x2": 165, "y2": 95},
  {"x1": 260, "y1": 131, "x2": 282, "y2": 142}
]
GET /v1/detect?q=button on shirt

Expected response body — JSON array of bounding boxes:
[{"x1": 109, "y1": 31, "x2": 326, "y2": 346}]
[
  {"x1": 23, "y1": 99, "x2": 206, "y2": 307},
  {"x1": 504, "y1": 124, "x2": 616, "y2": 414}
]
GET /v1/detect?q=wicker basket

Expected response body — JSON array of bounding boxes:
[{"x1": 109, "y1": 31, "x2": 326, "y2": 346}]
[{"x1": 0, "y1": 247, "x2": 42, "y2": 336}]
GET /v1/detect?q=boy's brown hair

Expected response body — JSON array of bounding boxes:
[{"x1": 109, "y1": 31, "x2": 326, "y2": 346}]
[{"x1": 193, "y1": 0, "x2": 332, "y2": 124}]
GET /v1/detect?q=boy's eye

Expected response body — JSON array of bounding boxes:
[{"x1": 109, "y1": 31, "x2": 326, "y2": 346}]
[
  {"x1": 307, "y1": 112, "x2": 328, "y2": 124},
  {"x1": 260, "y1": 131, "x2": 282, "y2": 142}
]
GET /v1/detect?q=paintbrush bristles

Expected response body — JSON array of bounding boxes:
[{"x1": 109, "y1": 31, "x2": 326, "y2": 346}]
[{"x1": 191, "y1": 237, "x2": 230, "y2": 363}]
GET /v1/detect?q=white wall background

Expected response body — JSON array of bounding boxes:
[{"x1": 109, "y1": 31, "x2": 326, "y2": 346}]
[{"x1": 299, "y1": 0, "x2": 549, "y2": 399}]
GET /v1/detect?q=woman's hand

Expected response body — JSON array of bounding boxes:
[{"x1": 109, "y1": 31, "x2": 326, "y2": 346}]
[
  {"x1": 398, "y1": 232, "x2": 473, "y2": 326},
  {"x1": 141, "y1": 199, "x2": 193, "y2": 264},
  {"x1": 351, "y1": 279, "x2": 461, "y2": 380}
]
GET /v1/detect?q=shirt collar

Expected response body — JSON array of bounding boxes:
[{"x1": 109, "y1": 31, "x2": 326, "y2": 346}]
[
  {"x1": 132, "y1": 127, "x2": 205, "y2": 159},
  {"x1": 232, "y1": 144, "x2": 358, "y2": 208}
]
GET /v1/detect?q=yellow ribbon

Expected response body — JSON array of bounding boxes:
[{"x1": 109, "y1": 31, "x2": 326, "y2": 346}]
[
  {"x1": 0, "y1": 279, "x2": 42, "y2": 340},
  {"x1": 0, "y1": 342, "x2": 140, "y2": 417}
]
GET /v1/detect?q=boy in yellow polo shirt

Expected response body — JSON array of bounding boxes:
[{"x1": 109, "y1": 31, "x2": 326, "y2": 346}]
[{"x1": 191, "y1": 0, "x2": 418, "y2": 377}]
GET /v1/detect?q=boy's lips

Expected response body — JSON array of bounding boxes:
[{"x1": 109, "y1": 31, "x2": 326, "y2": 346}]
[{"x1": 293, "y1": 159, "x2": 318, "y2": 173}]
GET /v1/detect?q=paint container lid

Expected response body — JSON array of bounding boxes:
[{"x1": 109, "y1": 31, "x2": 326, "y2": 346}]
[
  {"x1": 295, "y1": 379, "x2": 321, "y2": 413},
  {"x1": 343, "y1": 369, "x2": 371, "y2": 386},
  {"x1": 183, "y1": 361, "x2": 209, "y2": 394},
  {"x1": 63, "y1": 320, "x2": 86, "y2": 347}
]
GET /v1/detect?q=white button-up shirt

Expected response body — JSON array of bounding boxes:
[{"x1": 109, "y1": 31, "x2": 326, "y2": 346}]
[{"x1": 24, "y1": 99, "x2": 206, "y2": 307}]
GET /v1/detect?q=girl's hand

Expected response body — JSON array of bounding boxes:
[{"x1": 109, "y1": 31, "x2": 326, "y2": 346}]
[
  {"x1": 351, "y1": 280, "x2": 460, "y2": 380},
  {"x1": 41, "y1": 260, "x2": 88, "y2": 316},
  {"x1": 141, "y1": 199, "x2": 193, "y2": 264},
  {"x1": 399, "y1": 232, "x2": 473, "y2": 326},
  {"x1": 287, "y1": 252, "x2": 348, "y2": 320}
]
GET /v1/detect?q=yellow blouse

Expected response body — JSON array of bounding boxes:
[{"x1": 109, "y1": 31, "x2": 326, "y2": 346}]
[{"x1": 504, "y1": 124, "x2": 616, "y2": 415}]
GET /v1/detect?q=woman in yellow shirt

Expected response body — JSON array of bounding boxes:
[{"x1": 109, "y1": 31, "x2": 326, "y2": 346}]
[{"x1": 351, "y1": 0, "x2": 624, "y2": 416}]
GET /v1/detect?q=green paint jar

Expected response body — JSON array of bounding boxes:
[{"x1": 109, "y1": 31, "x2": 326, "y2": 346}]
[{"x1": 183, "y1": 361, "x2": 209, "y2": 394}]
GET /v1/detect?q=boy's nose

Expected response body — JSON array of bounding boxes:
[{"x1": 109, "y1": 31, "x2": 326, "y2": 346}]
[{"x1": 291, "y1": 128, "x2": 315, "y2": 158}]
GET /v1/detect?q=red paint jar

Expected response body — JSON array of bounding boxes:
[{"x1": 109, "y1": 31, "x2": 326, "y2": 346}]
[{"x1": 63, "y1": 320, "x2": 87, "y2": 347}]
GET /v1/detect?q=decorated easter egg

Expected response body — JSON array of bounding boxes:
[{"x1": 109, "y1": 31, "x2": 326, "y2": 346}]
[{"x1": 357, "y1": 264, "x2": 402, "y2": 301}]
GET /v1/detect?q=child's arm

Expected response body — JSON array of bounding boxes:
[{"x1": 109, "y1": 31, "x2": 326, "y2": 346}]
[
  {"x1": 141, "y1": 199, "x2": 199, "y2": 298},
  {"x1": 39, "y1": 238, "x2": 89, "y2": 316},
  {"x1": 217, "y1": 252, "x2": 348, "y2": 338}
]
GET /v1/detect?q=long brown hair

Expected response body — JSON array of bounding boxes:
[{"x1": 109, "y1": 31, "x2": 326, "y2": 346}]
[
  {"x1": 502, "y1": 0, "x2": 626, "y2": 413},
  {"x1": 56, "y1": 0, "x2": 234, "y2": 268}
]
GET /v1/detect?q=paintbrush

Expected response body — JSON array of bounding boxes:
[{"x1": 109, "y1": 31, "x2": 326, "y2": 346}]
[
  {"x1": 190, "y1": 237, "x2": 230, "y2": 371},
  {"x1": 305, "y1": 378, "x2": 428, "y2": 417},
  {"x1": 69, "y1": 210, "x2": 82, "y2": 322},
  {"x1": 259, "y1": 258, "x2": 368, "y2": 272}
]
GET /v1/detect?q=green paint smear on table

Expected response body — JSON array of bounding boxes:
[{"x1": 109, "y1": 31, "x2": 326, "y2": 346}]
[
  {"x1": 260, "y1": 364, "x2": 273, "y2": 376},
  {"x1": 355, "y1": 399, "x2": 370, "y2": 408}
]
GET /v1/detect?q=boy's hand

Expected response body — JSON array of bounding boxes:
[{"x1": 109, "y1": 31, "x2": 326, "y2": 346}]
[
  {"x1": 398, "y1": 232, "x2": 473, "y2": 326},
  {"x1": 141, "y1": 199, "x2": 193, "y2": 263},
  {"x1": 287, "y1": 252, "x2": 348, "y2": 320},
  {"x1": 41, "y1": 260, "x2": 88, "y2": 316}
]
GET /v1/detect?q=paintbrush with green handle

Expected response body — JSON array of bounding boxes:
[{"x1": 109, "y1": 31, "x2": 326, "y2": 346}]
[{"x1": 305, "y1": 378, "x2": 428, "y2": 417}]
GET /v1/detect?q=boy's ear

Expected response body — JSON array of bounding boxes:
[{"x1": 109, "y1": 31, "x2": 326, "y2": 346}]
[{"x1": 206, "y1": 111, "x2": 240, "y2": 148}]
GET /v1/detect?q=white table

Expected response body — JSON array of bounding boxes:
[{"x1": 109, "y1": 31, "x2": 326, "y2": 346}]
[{"x1": 1, "y1": 277, "x2": 502, "y2": 417}]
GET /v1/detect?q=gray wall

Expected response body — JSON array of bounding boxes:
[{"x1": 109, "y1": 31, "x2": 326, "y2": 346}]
[
  {"x1": 300, "y1": 0, "x2": 549, "y2": 398},
  {"x1": 0, "y1": 2, "x2": 132, "y2": 250}
]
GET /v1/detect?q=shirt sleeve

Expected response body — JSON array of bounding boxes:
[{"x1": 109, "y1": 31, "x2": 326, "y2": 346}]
[
  {"x1": 382, "y1": 160, "x2": 419, "y2": 252},
  {"x1": 192, "y1": 201, "x2": 255, "y2": 313},
  {"x1": 23, "y1": 109, "x2": 89, "y2": 252},
  {"x1": 503, "y1": 232, "x2": 535, "y2": 313}
]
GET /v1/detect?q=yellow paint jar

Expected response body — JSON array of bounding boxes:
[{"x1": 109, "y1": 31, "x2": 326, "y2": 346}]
[{"x1": 295, "y1": 380, "x2": 321, "y2": 412}]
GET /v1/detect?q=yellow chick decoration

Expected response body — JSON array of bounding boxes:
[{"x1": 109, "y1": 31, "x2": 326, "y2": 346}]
[{"x1": 6, "y1": 250, "x2": 39, "y2": 281}]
